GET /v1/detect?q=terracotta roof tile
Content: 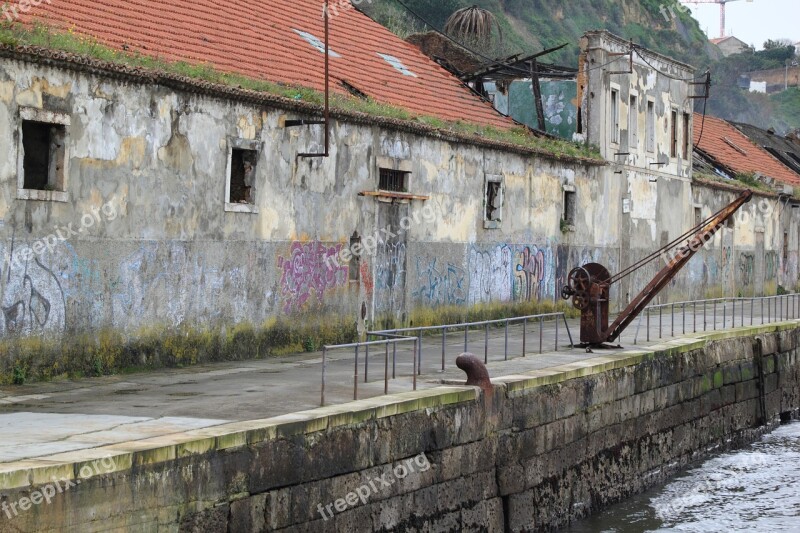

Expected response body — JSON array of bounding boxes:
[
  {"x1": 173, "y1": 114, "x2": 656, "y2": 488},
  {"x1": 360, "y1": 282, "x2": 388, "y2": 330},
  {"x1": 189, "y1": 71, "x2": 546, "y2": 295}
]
[
  {"x1": 693, "y1": 113, "x2": 800, "y2": 186},
  {"x1": 19, "y1": 0, "x2": 511, "y2": 128}
]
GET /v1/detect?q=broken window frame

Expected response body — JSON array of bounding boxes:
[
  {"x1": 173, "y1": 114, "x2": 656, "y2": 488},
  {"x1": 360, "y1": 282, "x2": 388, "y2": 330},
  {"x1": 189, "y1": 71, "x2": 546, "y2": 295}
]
[
  {"x1": 224, "y1": 138, "x2": 262, "y2": 214},
  {"x1": 563, "y1": 187, "x2": 577, "y2": 229},
  {"x1": 628, "y1": 92, "x2": 639, "y2": 152},
  {"x1": 610, "y1": 87, "x2": 620, "y2": 145},
  {"x1": 17, "y1": 107, "x2": 70, "y2": 203},
  {"x1": 484, "y1": 174, "x2": 504, "y2": 229}
]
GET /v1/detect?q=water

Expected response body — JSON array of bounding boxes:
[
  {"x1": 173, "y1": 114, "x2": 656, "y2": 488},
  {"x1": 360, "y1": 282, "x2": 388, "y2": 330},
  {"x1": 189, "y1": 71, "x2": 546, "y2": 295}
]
[{"x1": 565, "y1": 421, "x2": 800, "y2": 532}]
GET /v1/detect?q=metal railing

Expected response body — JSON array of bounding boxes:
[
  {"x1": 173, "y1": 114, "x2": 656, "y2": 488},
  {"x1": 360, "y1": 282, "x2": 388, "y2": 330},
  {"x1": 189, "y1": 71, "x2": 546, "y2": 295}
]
[
  {"x1": 321, "y1": 336, "x2": 418, "y2": 406},
  {"x1": 369, "y1": 312, "x2": 574, "y2": 374},
  {"x1": 632, "y1": 294, "x2": 799, "y2": 344}
]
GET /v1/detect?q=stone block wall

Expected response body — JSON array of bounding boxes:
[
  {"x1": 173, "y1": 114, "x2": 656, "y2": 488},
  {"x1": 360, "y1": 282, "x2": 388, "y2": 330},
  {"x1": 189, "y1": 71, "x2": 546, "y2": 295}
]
[{"x1": 1, "y1": 324, "x2": 799, "y2": 532}]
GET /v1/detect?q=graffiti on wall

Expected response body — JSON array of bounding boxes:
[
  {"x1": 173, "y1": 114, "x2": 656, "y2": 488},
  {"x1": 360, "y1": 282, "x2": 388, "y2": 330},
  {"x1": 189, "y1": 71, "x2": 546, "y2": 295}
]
[
  {"x1": 374, "y1": 241, "x2": 407, "y2": 316},
  {"x1": 278, "y1": 241, "x2": 349, "y2": 314},
  {"x1": 466, "y1": 244, "x2": 558, "y2": 305},
  {"x1": 740, "y1": 253, "x2": 755, "y2": 287},
  {"x1": 411, "y1": 258, "x2": 467, "y2": 307},
  {"x1": 0, "y1": 257, "x2": 66, "y2": 335}
]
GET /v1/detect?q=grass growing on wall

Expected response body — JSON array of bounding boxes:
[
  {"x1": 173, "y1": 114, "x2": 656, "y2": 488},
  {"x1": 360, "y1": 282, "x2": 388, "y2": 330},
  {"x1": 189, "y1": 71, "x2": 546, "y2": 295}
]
[{"x1": 0, "y1": 20, "x2": 601, "y2": 161}]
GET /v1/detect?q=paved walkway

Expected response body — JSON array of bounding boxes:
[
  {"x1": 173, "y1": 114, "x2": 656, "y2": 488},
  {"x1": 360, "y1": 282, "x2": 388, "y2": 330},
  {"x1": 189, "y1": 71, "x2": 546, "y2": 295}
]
[{"x1": 0, "y1": 300, "x2": 796, "y2": 464}]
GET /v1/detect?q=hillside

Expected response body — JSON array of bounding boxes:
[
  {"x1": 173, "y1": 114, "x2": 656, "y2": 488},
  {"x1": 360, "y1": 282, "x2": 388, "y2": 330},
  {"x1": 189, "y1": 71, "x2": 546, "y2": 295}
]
[
  {"x1": 358, "y1": 0, "x2": 799, "y2": 133},
  {"x1": 359, "y1": 0, "x2": 718, "y2": 69}
]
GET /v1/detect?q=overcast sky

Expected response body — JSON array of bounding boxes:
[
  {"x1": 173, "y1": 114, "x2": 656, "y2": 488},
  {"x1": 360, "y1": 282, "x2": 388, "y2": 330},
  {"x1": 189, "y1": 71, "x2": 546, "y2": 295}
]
[{"x1": 682, "y1": 0, "x2": 799, "y2": 49}]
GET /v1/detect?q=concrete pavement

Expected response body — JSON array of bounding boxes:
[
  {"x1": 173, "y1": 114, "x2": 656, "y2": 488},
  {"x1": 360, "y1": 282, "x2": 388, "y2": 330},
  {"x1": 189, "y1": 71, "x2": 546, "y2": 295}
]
[{"x1": 0, "y1": 300, "x2": 796, "y2": 464}]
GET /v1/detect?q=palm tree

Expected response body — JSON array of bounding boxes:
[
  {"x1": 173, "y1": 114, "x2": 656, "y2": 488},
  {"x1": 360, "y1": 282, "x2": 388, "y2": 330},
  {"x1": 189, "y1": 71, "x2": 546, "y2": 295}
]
[{"x1": 443, "y1": 5, "x2": 502, "y2": 47}]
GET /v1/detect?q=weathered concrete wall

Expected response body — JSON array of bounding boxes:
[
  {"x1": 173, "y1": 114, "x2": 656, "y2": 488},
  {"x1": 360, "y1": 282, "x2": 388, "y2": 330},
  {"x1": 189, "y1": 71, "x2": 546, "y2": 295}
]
[
  {"x1": 0, "y1": 52, "x2": 797, "y2": 353},
  {"x1": 1, "y1": 323, "x2": 798, "y2": 532}
]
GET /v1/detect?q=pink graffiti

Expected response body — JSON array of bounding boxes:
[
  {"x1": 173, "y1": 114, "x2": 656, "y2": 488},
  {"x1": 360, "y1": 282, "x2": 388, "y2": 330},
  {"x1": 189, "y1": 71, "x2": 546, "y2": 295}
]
[{"x1": 277, "y1": 242, "x2": 348, "y2": 313}]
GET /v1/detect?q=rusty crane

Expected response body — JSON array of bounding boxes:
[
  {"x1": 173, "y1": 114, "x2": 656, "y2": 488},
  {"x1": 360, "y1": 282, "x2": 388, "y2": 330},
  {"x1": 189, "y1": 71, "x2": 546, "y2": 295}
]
[{"x1": 561, "y1": 189, "x2": 752, "y2": 346}]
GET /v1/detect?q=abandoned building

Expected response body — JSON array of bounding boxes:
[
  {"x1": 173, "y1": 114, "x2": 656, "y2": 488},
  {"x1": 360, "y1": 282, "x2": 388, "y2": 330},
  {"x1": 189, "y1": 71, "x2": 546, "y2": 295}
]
[{"x1": 0, "y1": 0, "x2": 799, "y2": 352}]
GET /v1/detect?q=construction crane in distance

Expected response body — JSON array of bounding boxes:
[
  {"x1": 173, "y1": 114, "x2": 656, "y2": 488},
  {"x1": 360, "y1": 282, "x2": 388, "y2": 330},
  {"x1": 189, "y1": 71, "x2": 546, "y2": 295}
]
[{"x1": 681, "y1": 0, "x2": 754, "y2": 39}]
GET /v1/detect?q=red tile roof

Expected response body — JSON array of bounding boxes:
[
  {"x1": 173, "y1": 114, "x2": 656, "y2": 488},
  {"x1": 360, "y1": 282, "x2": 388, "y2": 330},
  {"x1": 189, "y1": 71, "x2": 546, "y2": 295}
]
[
  {"x1": 19, "y1": 0, "x2": 511, "y2": 128},
  {"x1": 693, "y1": 113, "x2": 800, "y2": 186}
]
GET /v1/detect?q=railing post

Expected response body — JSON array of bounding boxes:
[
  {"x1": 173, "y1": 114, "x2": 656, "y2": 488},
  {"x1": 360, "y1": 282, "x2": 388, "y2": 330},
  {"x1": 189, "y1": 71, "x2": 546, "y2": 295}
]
[
  {"x1": 751, "y1": 297, "x2": 754, "y2": 326},
  {"x1": 504, "y1": 319, "x2": 509, "y2": 361},
  {"x1": 354, "y1": 345, "x2": 359, "y2": 401},
  {"x1": 392, "y1": 342, "x2": 397, "y2": 379},
  {"x1": 364, "y1": 343, "x2": 369, "y2": 383},
  {"x1": 682, "y1": 303, "x2": 686, "y2": 334},
  {"x1": 703, "y1": 301, "x2": 707, "y2": 331},
  {"x1": 484, "y1": 323, "x2": 489, "y2": 364},
  {"x1": 384, "y1": 343, "x2": 389, "y2": 395},
  {"x1": 522, "y1": 318, "x2": 527, "y2": 357},
  {"x1": 412, "y1": 339, "x2": 418, "y2": 391},
  {"x1": 321, "y1": 346, "x2": 327, "y2": 407},
  {"x1": 441, "y1": 328, "x2": 446, "y2": 373},
  {"x1": 417, "y1": 330, "x2": 423, "y2": 375},
  {"x1": 713, "y1": 300, "x2": 717, "y2": 330},
  {"x1": 671, "y1": 303, "x2": 675, "y2": 337},
  {"x1": 723, "y1": 301, "x2": 726, "y2": 330},
  {"x1": 741, "y1": 298, "x2": 744, "y2": 327},
  {"x1": 539, "y1": 316, "x2": 544, "y2": 354},
  {"x1": 693, "y1": 301, "x2": 696, "y2": 333},
  {"x1": 555, "y1": 316, "x2": 559, "y2": 352},
  {"x1": 659, "y1": 306, "x2": 662, "y2": 338},
  {"x1": 464, "y1": 325, "x2": 468, "y2": 353},
  {"x1": 647, "y1": 308, "x2": 650, "y2": 342},
  {"x1": 563, "y1": 313, "x2": 575, "y2": 347},
  {"x1": 761, "y1": 297, "x2": 764, "y2": 325}
]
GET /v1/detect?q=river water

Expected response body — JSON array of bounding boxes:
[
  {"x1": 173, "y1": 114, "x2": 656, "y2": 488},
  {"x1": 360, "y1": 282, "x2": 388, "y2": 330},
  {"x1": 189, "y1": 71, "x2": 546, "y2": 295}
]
[{"x1": 565, "y1": 421, "x2": 800, "y2": 532}]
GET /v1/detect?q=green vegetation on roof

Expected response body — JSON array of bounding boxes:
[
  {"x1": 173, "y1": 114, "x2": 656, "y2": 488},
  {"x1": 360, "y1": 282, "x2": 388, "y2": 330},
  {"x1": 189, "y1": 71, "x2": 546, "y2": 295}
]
[{"x1": 0, "y1": 19, "x2": 602, "y2": 162}]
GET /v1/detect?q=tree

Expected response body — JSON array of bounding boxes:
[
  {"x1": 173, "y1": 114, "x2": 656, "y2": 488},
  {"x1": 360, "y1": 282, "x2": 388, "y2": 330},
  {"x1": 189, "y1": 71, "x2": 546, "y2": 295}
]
[
  {"x1": 764, "y1": 38, "x2": 793, "y2": 50},
  {"x1": 443, "y1": 6, "x2": 502, "y2": 47}
]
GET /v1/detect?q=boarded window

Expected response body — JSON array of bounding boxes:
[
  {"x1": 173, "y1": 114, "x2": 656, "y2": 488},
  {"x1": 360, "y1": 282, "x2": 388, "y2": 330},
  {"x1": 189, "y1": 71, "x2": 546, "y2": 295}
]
[
  {"x1": 610, "y1": 89, "x2": 619, "y2": 144},
  {"x1": 22, "y1": 121, "x2": 66, "y2": 191},
  {"x1": 563, "y1": 191, "x2": 576, "y2": 225},
  {"x1": 229, "y1": 148, "x2": 258, "y2": 204},
  {"x1": 646, "y1": 100, "x2": 655, "y2": 152},
  {"x1": 628, "y1": 95, "x2": 638, "y2": 150},
  {"x1": 670, "y1": 110, "x2": 678, "y2": 158},
  {"x1": 379, "y1": 168, "x2": 408, "y2": 192},
  {"x1": 485, "y1": 180, "x2": 503, "y2": 223},
  {"x1": 694, "y1": 207, "x2": 702, "y2": 226}
]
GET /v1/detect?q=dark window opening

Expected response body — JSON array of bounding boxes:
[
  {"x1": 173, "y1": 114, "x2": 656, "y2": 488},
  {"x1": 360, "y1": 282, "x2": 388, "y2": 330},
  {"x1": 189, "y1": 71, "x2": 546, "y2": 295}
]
[
  {"x1": 349, "y1": 232, "x2": 361, "y2": 282},
  {"x1": 694, "y1": 207, "x2": 702, "y2": 226},
  {"x1": 229, "y1": 148, "x2": 258, "y2": 204},
  {"x1": 22, "y1": 120, "x2": 66, "y2": 191},
  {"x1": 379, "y1": 168, "x2": 408, "y2": 193},
  {"x1": 683, "y1": 112, "x2": 691, "y2": 159},
  {"x1": 485, "y1": 181, "x2": 502, "y2": 222},
  {"x1": 563, "y1": 191, "x2": 576, "y2": 225},
  {"x1": 576, "y1": 106, "x2": 583, "y2": 134},
  {"x1": 670, "y1": 110, "x2": 678, "y2": 158}
]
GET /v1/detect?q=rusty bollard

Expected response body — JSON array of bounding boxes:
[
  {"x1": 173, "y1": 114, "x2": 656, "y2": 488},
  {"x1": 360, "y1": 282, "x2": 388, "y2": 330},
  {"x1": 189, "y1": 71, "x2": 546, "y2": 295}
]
[{"x1": 456, "y1": 353, "x2": 493, "y2": 395}]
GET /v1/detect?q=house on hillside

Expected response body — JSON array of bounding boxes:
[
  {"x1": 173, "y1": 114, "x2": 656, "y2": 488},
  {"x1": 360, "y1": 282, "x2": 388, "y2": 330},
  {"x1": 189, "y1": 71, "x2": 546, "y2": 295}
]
[
  {"x1": 0, "y1": 1, "x2": 797, "y2": 360},
  {"x1": 710, "y1": 36, "x2": 751, "y2": 57}
]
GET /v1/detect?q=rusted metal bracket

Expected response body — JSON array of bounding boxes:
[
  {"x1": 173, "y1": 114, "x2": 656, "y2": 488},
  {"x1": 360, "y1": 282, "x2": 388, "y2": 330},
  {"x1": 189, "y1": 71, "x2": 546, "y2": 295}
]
[{"x1": 297, "y1": 0, "x2": 330, "y2": 158}]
